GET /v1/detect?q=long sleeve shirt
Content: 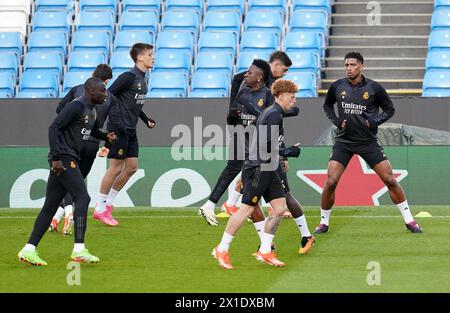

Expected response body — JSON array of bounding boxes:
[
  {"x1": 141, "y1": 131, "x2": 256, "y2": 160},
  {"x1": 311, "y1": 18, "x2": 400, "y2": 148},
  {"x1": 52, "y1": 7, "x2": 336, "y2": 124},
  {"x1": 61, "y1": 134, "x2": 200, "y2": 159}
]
[
  {"x1": 108, "y1": 66, "x2": 151, "y2": 130},
  {"x1": 57, "y1": 84, "x2": 123, "y2": 142},
  {"x1": 48, "y1": 95, "x2": 108, "y2": 162},
  {"x1": 245, "y1": 103, "x2": 298, "y2": 170},
  {"x1": 323, "y1": 75, "x2": 395, "y2": 143}
]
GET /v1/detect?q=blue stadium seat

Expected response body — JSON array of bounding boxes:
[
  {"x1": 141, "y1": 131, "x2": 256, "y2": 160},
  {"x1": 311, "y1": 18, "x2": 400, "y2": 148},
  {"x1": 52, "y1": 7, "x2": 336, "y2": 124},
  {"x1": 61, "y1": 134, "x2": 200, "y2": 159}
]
[
  {"x1": 161, "y1": 11, "x2": 199, "y2": 39},
  {"x1": 148, "y1": 72, "x2": 188, "y2": 97},
  {"x1": 32, "y1": 11, "x2": 71, "y2": 36},
  {"x1": 0, "y1": 91, "x2": 13, "y2": 98},
  {"x1": 244, "y1": 11, "x2": 284, "y2": 43},
  {"x1": 285, "y1": 31, "x2": 323, "y2": 59},
  {"x1": 195, "y1": 52, "x2": 234, "y2": 77},
  {"x1": 79, "y1": 0, "x2": 117, "y2": 16},
  {"x1": 19, "y1": 71, "x2": 59, "y2": 97},
  {"x1": 0, "y1": 32, "x2": 23, "y2": 59},
  {"x1": 118, "y1": 11, "x2": 158, "y2": 38},
  {"x1": 422, "y1": 89, "x2": 450, "y2": 97},
  {"x1": 114, "y1": 31, "x2": 154, "y2": 51},
  {"x1": 67, "y1": 51, "x2": 107, "y2": 72},
  {"x1": 28, "y1": 31, "x2": 68, "y2": 59},
  {"x1": 147, "y1": 90, "x2": 187, "y2": 98},
  {"x1": 287, "y1": 51, "x2": 320, "y2": 79},
  {"x1": 289, "y1": 10, "x2": 328, "y2": 43},
  {"x1": 62, "y1": 71, "x2": 90, "y2": 94},
  {"x1": 16, "y1": 90, "x2": 58, "y2": 98},
  {"x1": 236, "y1": 51, "x2": 272, "y2": 73},
  {"x1": 240, "y1": 31, "x2": 277, "y2": 53},
  {"x1": 198, "y1": 31, "x2": 237, "y2": 56},
  {"x1": 71, "y1": 31, "x2": 111, "y2": 58},
  {"x1": 248, "y1": 0, "x2": 287, "y2": 18},
  {"x1": 428, "y1": 30, "x2": 450, "y2": 52},
  {"x1": 166, "y1": 0, "x2": 203, "y2": 16},
  {"x1": 153, "y1": 52, "x2": 191, "y2": 77},
  {"x1": 0, "y1": 72, "x2": 15, "y2": 98},
  {"x1": 188, "y1": 90, "x2": 229, "y2": 98},
  {"x1": 435, "y1": 0, "x2": 450, "y2": 9},
  {"x1": 122, "y1": 0, "x2": 160, "y2": 15},
  {"x1": 422, "y1": 70, "x2": 450, "y2": 95},
  {"x1": 284, "y1": 72, "x2": 318, "y2": 97},
  {"x1": 75, "y1": 11, "x2": 115, "y2": 39},
  {"x1": 426, "y1": 51, "x2": 450, "y2": 71},
  {"x1": 203, "y1": 11, "x2": 241, "y2": 41},
  {"x1": 0, "y1": 53, "x2": 19, "y2": 81},
  {"x1": 206, "y1": 0, "x2": 244, "y2": 16},
  {"x1": 431, "y1": 8, "x2": 450, "y2": 31},
  {"x1": 190, "y1": 71, "x2": 230, "y2": 97},
  {"x1": 110, "y1": 51, "x2": 134, "y2": 73},
  {"x1": 23, "y1": 52, "x2": 64, "y2": 81},
  {"x1": 156, "y1": 31, "x2": 194, "y2": 58},
  {"x1": 292, "y1": 0, "x2": 332, "y2": 18},
  {"x1": 35, "y1": 0, "x2": 75, "y2": 13}
]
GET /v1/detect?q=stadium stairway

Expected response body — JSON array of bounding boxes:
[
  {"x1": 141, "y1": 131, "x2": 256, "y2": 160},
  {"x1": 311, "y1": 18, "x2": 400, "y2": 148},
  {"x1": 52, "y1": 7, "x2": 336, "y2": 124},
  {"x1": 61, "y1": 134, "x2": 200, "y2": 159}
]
[{"x1": 322, "y1": 0, "x2": 434, "y2": 96}]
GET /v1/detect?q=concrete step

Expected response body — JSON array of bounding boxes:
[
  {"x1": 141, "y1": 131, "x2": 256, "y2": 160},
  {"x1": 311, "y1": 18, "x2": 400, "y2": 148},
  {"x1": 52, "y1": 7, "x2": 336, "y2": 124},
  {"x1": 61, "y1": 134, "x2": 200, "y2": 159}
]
[
  {"x1": 333, "y1": 2, "x2": 434, "y2": 14},
  {"x1": 330, "y1": 24, "x2": 431, "y2": 36},
  {"x1": 321, "y1": 79, "x2": 423, "y2": 90},
  {"x1": 323, "y1": 67, "x2": 425, "y2": 79},
  {"x1": 332, "y1": 13, "x2": 432, "y2": 24},
  {"x1": 328, "y1": 35, "x2": 429, "y2": 46},
  {"x1": 325, "y1": 57, "x2": 426, "y2": 68},
  {"x1": 327, "y1": 46, "x2": 428, "y2": 58}
]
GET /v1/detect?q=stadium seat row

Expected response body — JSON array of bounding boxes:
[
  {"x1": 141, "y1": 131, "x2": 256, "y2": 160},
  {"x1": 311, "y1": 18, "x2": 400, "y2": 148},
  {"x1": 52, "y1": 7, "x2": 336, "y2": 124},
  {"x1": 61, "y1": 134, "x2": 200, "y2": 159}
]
[{"x1": 422, "y1": 2, "x2": 450, "y2": 97}]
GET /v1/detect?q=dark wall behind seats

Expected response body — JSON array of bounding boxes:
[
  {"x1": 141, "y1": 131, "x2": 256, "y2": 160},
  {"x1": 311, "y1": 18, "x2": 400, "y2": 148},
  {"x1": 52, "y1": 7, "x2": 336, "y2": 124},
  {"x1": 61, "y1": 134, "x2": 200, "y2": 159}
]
[{"x1": 1, "y1": 97, "x2": 449, "y2": 146}]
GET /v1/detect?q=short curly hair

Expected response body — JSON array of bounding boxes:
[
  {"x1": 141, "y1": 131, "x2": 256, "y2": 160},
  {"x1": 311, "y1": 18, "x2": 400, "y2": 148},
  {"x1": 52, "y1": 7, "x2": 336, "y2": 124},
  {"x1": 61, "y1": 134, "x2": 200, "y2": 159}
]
[{"x1": 271, "y1": 79, "x2": 298, "y2": 97}]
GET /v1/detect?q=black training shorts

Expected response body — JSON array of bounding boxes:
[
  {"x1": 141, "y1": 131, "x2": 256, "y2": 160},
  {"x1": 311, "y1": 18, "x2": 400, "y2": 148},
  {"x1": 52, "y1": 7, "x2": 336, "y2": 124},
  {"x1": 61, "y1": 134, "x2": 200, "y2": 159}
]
[
  {"x1": 330, "y1": 141, "x2": 387, "y2": 168},
  {"x1": 241, "y1": 166, "x2": 285, "y2": 206},
  {"x1": 108, "y1": 130, "x2": 139, "y2": 159}
]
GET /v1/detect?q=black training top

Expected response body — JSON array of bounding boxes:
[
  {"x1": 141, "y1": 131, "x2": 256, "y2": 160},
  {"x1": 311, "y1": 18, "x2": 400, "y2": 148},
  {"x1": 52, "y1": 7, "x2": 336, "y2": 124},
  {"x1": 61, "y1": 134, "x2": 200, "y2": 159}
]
[
  {"x1": 108, "y1": 66, "x2": 150, "y2": 130},
  {"x1": 48, "y1": 95, "x2": 108, "y2": 162},
  {"x1": 236, "y1": 85, "x2": 274, "y2": 126},
  {"x1": 324, "y1": 75, "x2": 395, "y2": 143},
  {"x1": 57, "y1": 84, "x2": 123, "y2": 142},
  {"x1": 245, "y1": 102, "x2": 297, "y2": 170},
  {"x1": 230, "y1": 71, "x2": 276, "y2": 107}
]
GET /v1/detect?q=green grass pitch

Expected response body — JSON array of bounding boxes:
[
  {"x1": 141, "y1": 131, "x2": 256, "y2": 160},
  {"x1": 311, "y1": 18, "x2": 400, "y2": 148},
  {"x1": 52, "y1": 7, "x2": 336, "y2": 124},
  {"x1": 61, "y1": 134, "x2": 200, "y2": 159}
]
[{"x1": 1, "y1": 206, "x2": 449, "y2": 293}]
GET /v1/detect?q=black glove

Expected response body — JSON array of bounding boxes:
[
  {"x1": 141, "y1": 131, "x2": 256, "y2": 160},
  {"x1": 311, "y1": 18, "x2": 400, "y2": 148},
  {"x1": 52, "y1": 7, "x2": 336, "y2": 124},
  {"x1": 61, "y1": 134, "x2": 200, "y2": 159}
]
[
  {"x1": 226, "y1": 107, "x2": 240, "y2": 125},
  {"x1": 283, "y1": 145, "x2": 301, "y2": 158}
]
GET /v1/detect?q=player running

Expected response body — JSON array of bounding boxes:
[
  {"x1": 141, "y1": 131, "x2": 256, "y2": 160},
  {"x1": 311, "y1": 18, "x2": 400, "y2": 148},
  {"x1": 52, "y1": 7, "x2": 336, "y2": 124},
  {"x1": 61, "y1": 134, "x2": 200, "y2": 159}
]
[
  {"x1": 94, "y1": 43, "x2": 156, "y2": 226},
  {"x1": 18, "y1": 78, "x2": 117, "y2": 265},
  {"x1": 212, "y1": 79, "x2": 301, "y2": 269}
]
